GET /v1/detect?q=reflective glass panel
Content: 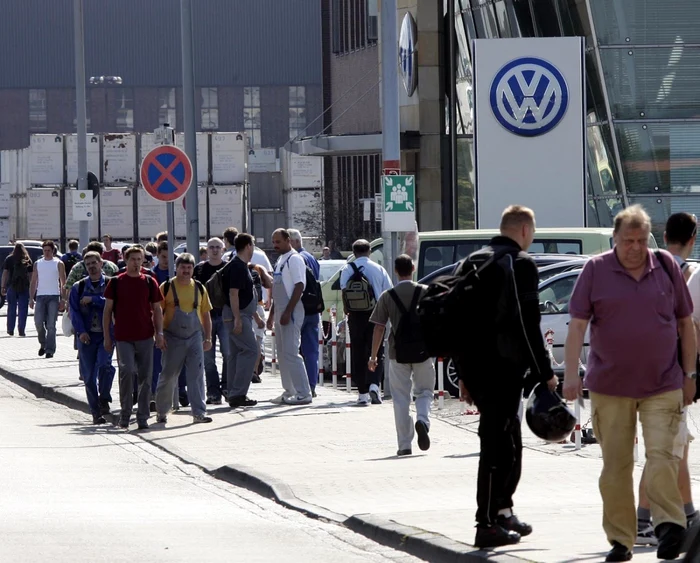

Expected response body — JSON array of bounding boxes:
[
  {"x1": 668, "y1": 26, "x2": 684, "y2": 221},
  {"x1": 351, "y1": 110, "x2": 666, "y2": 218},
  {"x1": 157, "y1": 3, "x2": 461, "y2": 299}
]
[
  {"x1": 456, "y1": 137, "x2": 475, "y2": 229},
  {"x1": 629, "y1": 195, "x2": 700, "y2": 258}
]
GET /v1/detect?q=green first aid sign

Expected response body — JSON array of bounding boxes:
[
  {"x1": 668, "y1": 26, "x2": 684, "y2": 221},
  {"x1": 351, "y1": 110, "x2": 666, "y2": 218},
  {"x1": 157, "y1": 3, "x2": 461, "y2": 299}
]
[{"x1": 382, "y1": 175, "x2": 416, "y2": 232}]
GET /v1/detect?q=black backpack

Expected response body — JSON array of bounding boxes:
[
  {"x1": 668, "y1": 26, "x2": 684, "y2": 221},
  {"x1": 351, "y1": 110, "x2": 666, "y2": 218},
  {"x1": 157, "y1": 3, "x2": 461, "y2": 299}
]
[
  {"x1": 205, "y1": 260, "x2": 234, "y2": 310},
  {"x1": 389, "y1": 286, "x2": 429, "y2": 364},
  {"x1": 342, "y1": 263, "x2": 376, "y2": 313},
  {"x1": 280, "y1": 259, "x2": 324, "y2": 315},
  {"x1": 249, "y1": 266, "x2": 263, "y2": 304},
  {"x1": 62, "y1": 253, "x2": 81, "y2": 275},
  {"x1": 10, "y1": 259, "x2": 31, "y2": 292},
  {"x1": 417, "y1": 247, "x2": 518, "y2": 359}
]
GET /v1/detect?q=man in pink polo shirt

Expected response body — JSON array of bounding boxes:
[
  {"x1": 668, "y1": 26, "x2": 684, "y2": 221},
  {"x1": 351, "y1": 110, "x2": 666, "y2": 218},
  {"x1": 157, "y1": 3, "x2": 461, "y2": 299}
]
[{"x1": 564, "y1": 205, "x2": 697, "y2": 562}]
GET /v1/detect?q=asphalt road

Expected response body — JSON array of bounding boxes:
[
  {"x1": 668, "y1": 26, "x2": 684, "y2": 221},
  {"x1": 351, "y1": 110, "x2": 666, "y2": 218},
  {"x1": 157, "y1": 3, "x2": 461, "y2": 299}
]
[{"x1": 0, "y1": 378, "x2": 421, "y2": 563}]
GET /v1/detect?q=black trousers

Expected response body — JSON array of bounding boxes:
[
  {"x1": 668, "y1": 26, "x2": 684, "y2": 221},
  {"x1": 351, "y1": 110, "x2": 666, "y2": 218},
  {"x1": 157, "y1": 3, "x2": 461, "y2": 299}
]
[
  {"x1": 348, "y1": 311, "x2": 383, "y2": 394},
  {"x1": 456, "y1": 358, "x2": 524, "y2": 525}
]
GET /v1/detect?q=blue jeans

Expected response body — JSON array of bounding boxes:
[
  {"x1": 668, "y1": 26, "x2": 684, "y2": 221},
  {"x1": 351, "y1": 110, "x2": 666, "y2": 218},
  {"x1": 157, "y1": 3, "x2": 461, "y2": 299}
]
[
  {"x1": 301, "y1": 314, "x2": 320, "y2": 390},
  {"x1": 78, "y1": 332, "x2": 115, "y2": 416},
  {"x1": 204, "y1": 314, "x2": 230, "y2": 399},
  {"x1": 6, "y1": 288, "x2": 29, "y2": 334},
  {"x1": 34, "y1": 295, "x2": 60, "y2": 355}
]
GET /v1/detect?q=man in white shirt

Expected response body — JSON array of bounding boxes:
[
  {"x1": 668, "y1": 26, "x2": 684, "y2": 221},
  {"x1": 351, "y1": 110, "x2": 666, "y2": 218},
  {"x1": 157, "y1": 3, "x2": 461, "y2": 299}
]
[
  {"x1": 29, "y1": 240, "x2": 66, "y2": 359},
  {"x1": 266, "y1": 228, "x2": 313, "y2": 405}
]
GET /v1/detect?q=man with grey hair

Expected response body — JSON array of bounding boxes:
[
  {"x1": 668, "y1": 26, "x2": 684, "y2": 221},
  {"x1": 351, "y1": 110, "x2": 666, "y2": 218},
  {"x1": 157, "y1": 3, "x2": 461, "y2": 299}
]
[
  {"x1": 155, "y1": 253, "x2": 214, "y2": 425},
  {"x1": 288, "y1": 228, "x2": 321, "y2": 396},
  {"x1": 194, "y1": 237, "x2": 230, "y2": 404},
  {"x1": 565, "y1": 204, "x2": 696, "y2": 561}
]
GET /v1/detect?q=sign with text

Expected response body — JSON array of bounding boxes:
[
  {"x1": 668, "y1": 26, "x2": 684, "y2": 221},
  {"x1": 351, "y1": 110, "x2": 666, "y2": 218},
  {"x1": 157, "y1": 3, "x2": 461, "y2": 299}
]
[
  {"x1": 72, "y1": 189, "x2": 94, "y2": 220},
  {"x1": 382, "y1": 175, "x2": 416, "y2": 232},
  {"x1": 212, "y1": 133, "x2": 246, "y2": 184},
  {"x1": 30, "y1": 135, "x2": 64, "y2": 185}
]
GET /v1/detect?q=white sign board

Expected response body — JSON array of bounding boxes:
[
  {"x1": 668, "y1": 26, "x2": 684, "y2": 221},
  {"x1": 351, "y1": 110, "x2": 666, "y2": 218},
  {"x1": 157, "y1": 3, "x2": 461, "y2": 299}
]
[
  {"x1": 27, "y1": 189, "x2": 61, "y2": 239},
  {"x1": 142, "y1": 133, "x2": 209, "y2": 184},
  {"x1": 66, "y1": 134, "x2": 100, "y2": 184},
  {"x1": 100, "y1": 188, "x2": 134, "y2": 239},
  {"x1": 72, "y1": 190, "x2": 94, "y2": 221},
  {"x1": 103, "y1": 134, "x2": 137, "y2": 184},
  {"x1": 290, "y1": 155, "x2": 323, "y2": 188},
  {"x1": 212, "y1": 133, "x2": 246, "y2": 184},
  {"x1": 473, "y1": 37, "x2": 586, "y2": 228},
  {"x1": 137, "y1": 188, "x2": 167, "y2": 239},
  {"x1": 208, "y1": 186, "x2": 243, "y2": 236},
  {"x1": 0, "y1": 218, "x2": 9, "y2": 244},
  {"x1": 290, "y1": 189, "x2": 323, "y2": 237},
  {"x1": 248, "y1": 148, "x2": 277, "y2": 173},
  {"x1": 64, "y1": 190, "x2": 99, "y2": 239},
  {"x1": 0, "y1": 182, "x2": 10, "y2": 216},
  {"x1": 30, "y1": 135, "x2": 64, "y2": 185},
  {"x1": 174, "y1": 186, "x2": 208, "y2": 238},
  {"x1": 382, "y1": 175, "x2": 416, "y2": 232}
]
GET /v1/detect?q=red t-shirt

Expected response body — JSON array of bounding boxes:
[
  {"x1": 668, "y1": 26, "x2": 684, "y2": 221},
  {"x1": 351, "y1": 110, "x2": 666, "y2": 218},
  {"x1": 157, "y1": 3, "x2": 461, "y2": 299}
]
[
  {"x1": 104, "y1": 273, "x2": 164, "y2": 342},
  {"x1": 102, "y1": 249, "x2": 121, "y2": 264}
]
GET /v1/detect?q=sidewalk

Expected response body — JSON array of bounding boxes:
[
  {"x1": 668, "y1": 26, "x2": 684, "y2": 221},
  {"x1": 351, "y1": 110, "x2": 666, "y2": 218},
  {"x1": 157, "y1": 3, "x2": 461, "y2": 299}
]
[{"x1": 1, "y1": 326, "x2": 699, "y2": 563}]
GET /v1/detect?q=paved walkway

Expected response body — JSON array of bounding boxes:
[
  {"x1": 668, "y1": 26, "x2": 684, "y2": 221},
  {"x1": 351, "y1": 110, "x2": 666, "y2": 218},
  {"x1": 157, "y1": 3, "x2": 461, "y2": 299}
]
[{"x1": 1, "y1": 324, "x2": 699, "y2": 562}]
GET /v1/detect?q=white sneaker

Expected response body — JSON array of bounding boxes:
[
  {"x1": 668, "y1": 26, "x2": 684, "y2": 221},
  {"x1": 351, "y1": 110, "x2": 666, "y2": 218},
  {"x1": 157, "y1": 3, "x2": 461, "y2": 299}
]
[
  {"x1": 357, "y1": 393, "x2": 371, "y2": 406},
  {"x1": 369, "y1": 384, "x2": 382, "y2": 404},
  {"x1": 283, "y1": 394, "x2": 313, "y2": 405},
  {"x1": 635, "y1": 521, "x2": 658, "y2": 546},
  {"x1": 270, "y1": 393, "x2": 294, "y2": 405}
]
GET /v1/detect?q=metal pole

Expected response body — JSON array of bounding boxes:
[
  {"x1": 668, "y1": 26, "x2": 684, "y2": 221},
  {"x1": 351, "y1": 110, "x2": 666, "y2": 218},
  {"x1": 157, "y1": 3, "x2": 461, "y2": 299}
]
[
  {"x1": 73, "y1": 0, "x2": 90, "y2": 248},
  {"x1": 167, "y1": 203, "x2": 175, "y2": 279},
  {"x1": 448, "y1": 0, "x2": 458, "y2": 229},
  {"x1": 181, "y1": 0, "x2": 199, "y2": 254}
]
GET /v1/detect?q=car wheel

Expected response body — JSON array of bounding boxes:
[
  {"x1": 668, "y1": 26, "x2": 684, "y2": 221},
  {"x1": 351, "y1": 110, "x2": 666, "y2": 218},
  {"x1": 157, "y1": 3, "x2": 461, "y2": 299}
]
[{"x1": 434, "y1": 357, "x2": 460, "y2": 398}]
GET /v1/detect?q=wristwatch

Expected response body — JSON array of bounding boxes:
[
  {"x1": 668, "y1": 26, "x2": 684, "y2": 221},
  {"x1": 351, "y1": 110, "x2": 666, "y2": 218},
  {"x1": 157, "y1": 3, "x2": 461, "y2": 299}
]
[{"x1": 686, "y1": 372, "x2": 697, "y2": 380}]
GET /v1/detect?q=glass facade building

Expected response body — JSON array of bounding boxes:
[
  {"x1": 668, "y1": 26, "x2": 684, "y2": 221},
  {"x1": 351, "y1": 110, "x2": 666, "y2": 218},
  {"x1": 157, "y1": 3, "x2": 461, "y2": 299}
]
[{"x1": 447, "y1": 0, "x2": 700, "y2": 254}]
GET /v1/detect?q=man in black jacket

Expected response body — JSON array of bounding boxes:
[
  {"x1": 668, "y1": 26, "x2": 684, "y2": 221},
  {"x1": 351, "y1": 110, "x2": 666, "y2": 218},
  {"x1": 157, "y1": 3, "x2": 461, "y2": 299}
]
[{"x1": 454, "y1": 205, "x2": 558, "y2": 549}]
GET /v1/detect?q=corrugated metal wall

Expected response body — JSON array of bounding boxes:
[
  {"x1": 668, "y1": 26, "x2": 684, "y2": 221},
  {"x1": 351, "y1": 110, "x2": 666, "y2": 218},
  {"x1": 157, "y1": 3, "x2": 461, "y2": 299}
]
[{"x1": 0, "y1": 0, "x2": 322, "y2": 88}]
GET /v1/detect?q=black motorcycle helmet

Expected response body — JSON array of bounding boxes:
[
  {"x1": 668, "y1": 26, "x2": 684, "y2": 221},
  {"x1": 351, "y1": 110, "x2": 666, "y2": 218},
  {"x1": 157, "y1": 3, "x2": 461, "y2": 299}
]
[{"x1": 526, "y1": 383, "x2": 577, "y2": 442}]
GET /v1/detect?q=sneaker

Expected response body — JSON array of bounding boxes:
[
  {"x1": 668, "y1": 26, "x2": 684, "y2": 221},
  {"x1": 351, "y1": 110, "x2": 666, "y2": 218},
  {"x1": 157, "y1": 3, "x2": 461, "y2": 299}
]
[
  {"x1": 636, "y1": 520, "x2": 658, "y2": 546},
  {"x1": 156, "y1": 415, "x2": 167, "y2": 424},
  {"x1": 206, "y1": 396, "x2": 222, "y2": 405},
  {"x1": 193, "y1": 414, "x2": 213, "y2": 424},
  {"x1": 397, "y1": 448, "x2": 412, "y2": 456},
  {"x1": 357, "y1": 393, "x2": 371, "y2": 406},
  {"x1": 605, "y1": 541, "x2": 632, "y2": 562},
  {"x1": 497, "y1": 514, "x2": 532, "y2": 537},
  {"x1": 137, "y1": 420, "x2": 149, "y2": 430},
  {"x1": 251, "y1": 374, "x2": 262, "y2": 384},
  {"x1": 270, "y1": 393, "x2": 294, "y2": 405},
  {"x1": 38, "y1": 347, "x2": 45, "y2": 356},
  {"x1": 92, "y1": 415, "x2": 106, "y2": 425},
  {"x1": 283, "y1": 394, "x2": 313, "y2": 405},
  {"x1": 369, "y1": 384, "x2": 382, "y2": 404},
  {"x1": 7, "y1": 331, "x2": 13, "y2": 336},
  {"x1": 228, "y1": 396, "x2": 258, "y2": 408},
  {"x1": 656, "y1": 522, "x2": 684, "y2": 561},
  {"x1": 415, "y1": 420, "x2": 431, "y2": 451},
  {"x1": 45, "y1": 353, "x2": 53, "y2": 359},
  {"x1": 474, "y1": 524, "x2": 520, "y2": 549}
]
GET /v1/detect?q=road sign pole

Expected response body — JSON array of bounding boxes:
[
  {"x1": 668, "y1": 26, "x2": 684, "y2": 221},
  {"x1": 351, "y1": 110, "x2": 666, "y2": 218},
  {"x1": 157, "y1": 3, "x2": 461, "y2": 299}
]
[
  {"x1": 167, "y1": 203, "x2": 175, "y2": 279},
  {"x1": 73, "y1": 0, "x2": 90, "y2": 249},
  {"x1": 181, "y1": 0, "x2": 199, "y2": 255}
]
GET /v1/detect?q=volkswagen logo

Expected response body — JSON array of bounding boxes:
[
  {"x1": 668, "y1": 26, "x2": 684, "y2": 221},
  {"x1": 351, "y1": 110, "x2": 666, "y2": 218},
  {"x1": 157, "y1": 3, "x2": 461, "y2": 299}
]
[{"x1": 489, "y1": 57, "x2": 569, "y2": 137}]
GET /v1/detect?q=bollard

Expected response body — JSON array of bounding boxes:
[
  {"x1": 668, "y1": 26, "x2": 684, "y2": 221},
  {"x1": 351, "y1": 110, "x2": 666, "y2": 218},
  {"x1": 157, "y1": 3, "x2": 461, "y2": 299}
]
[
  {"x1": 271, "y1": 330, "x2": 277, "y2": 377},
  {"x1": 331, "y1": 310, "x2": 338, "y2": 388},
  {"x1": 437, "y1": 357, "x2": 445, "y2": 410},
  {"x1": 345, "y1": 315, "x2": 352, "y2": 393},
  {"x1": 318, "y1": 316, "x2": 325, "y2": 387},
  {"x1": 574, "y1": 399, "x2": 582, "y2": 451}
]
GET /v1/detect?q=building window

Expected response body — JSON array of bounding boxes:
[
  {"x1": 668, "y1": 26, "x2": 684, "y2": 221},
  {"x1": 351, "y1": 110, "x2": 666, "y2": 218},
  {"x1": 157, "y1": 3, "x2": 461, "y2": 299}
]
[
  {"x1": 29, "y1": 89, "x2": 47, "y2": 133},
  {"x1": 289, "y1": 86, "x2": 306, "y2": 140},
  {"x1": 115, "y1": 88, "x2": 134, "y2": 132},
  {"x1": 200, "y1": 87, "x2": 219, "y2": 130},
  {"x1": 244, "y1": 86, "x2": 261, "y2": 149},
  {"x1": 158, "y1": 88, "x2": 177, "y2": 129},
  {"x1": 332, "y1": 0, "x2": 377, "y2": 55}
]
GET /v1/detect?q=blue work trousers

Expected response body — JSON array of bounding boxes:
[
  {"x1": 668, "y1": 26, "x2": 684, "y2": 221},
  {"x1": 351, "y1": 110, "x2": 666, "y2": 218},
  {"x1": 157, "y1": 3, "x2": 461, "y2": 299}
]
[{"x1": 78, "y1": 332, "x2": 115, "y2": 416}]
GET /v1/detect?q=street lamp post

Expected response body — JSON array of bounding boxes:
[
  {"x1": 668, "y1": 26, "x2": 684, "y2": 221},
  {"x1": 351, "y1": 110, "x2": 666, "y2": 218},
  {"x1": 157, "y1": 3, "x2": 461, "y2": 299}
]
[{"x1": 73, "y1": 0, "x2": 90, "y2": 249}]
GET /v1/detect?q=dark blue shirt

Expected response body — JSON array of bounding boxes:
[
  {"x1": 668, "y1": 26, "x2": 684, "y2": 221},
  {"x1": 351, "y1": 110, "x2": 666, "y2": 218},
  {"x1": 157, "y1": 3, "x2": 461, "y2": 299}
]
[
  {"x1": 152, "y1": 265, "x2": 170, "y2": 285},
  {"x1": 299, "y1": 247, "x2": 320, "y2": 280}
]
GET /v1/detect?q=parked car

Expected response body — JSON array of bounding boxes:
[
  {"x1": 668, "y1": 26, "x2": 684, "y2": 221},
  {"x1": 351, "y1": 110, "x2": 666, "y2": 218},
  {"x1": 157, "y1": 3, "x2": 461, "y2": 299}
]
[{"x1": 319, "y1": 259, "x2": 347, "y2": 283}]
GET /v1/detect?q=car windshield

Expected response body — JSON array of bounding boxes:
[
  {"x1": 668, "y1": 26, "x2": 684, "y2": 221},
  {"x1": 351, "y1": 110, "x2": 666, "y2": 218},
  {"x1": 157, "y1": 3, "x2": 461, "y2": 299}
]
[{"x1": 319, "y1": 260, "x2": 346, "y2": 282}]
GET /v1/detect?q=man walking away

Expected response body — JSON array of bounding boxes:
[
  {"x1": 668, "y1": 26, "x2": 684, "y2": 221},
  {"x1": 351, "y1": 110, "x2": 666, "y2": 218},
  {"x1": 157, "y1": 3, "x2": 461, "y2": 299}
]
[
  {"x1": 1, "y1": 243, "x2": 33, "y2": 337},
  {"x1": 155, "y1": 253, "x2": 213, "y2": 425},
  {"x1": 267, "y1": 229, "x2": 313, "y2": 405},
  {"x1": 69, "y1": 252, "x2": 115, "y2": 424},
  {"x1": 224, "y1": 234, "x2": 259, "y2": 408},
  {"x1": 289, "y1": 228, "x2": 322, "y2": 396},
  {"x1": 564, "y1": 205, "x2": 696, "y2": 562},
  {"x1": 30, "y1": 240, "x2": 66, "y2": 359},
  {"x1": 102, "y1": 234, "x2": 121, "y2": 264},
  {"x1": 340, "y1": 239, "x2": 392, "y2": 406},
  {"x1": 103, "y1": 246, "x2": 165, "y2": 430},
  {"x1": 61, "y1": 240, "x2": 81, "y2": 276},
  {"x1": 194, "y1": 237, "x2": 230, "y2": 405},
  {"x1": 369, "y1": 255, "x2": 434, "y2": 456},
  {"x1": 637, "y1": 212, "x2": 699, "y2": 546},
  {"x1": 453, "y1": 205, "x2": 557, "y2": 549}
]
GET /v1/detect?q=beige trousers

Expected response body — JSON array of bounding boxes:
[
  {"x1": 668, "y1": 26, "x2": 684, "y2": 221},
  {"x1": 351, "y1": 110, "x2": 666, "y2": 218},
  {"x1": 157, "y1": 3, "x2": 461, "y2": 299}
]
[{"x1": 591, "y1": 389, "x2": 685, "y2": 550}]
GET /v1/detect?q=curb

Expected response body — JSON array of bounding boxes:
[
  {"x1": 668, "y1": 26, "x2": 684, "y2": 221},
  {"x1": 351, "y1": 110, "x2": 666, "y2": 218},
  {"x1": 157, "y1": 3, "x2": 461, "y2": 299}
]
[{"x1": 0, "y1": 366, "x2": 531, "y2": 563}]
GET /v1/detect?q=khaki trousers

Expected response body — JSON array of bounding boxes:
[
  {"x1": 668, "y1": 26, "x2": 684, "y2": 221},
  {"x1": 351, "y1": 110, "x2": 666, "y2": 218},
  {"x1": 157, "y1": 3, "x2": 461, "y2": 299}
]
[{"x1": 591, "y1": 389, "x2": 685, "y2": 550}]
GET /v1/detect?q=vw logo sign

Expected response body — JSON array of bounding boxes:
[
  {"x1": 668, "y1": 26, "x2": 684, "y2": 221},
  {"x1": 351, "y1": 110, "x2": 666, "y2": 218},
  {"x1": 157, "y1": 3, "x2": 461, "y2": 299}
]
[{"x1": 489, "y1": 57, "x2": 569, "y2": 137}]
